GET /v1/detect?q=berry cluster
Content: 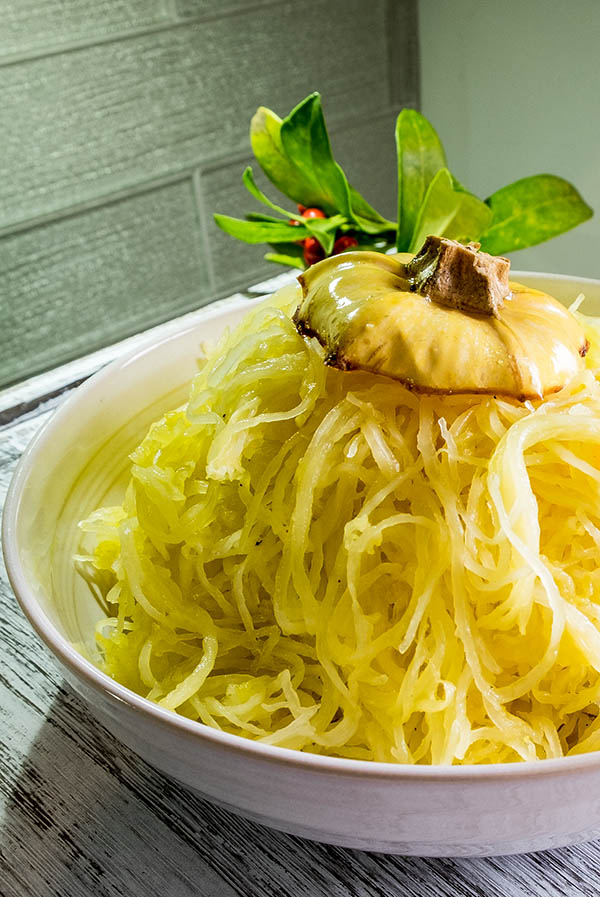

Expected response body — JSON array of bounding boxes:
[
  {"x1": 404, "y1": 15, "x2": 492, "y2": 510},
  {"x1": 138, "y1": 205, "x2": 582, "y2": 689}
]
[{"x1": 292, "y1": 206, "x2": 358, "y2": 266}]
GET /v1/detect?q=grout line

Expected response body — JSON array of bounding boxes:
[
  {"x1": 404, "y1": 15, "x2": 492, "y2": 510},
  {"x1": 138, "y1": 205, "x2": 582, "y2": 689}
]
[
  {"x1": 0, "y1": 19, "x2": 174, "y2": 68},
  {"x1": 0, "y1": 105, "x2": 403, "y2": 240},
  {"x1": 191, "y1": 168, "x2": 217, "y2": 294},
  {"x1": 0, "y1": 1, "x2": 285, "y2": 69},
  {"x1": 161, "y1": 0, "x2": 180, "y2": 21},
  {"x1": 0, "y1": 170, "x2": 194, "y2": 239}
]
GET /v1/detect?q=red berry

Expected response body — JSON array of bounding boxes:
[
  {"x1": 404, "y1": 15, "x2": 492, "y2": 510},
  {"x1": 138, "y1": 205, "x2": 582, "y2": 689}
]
[
  {"x1": 297, "y1": 204, "x2": 307, "y2": 214},
  {"x1": 289, "y1": 218, "x2": 300, "y2": 226},
  {"x1": 301, "y1": 207, "x2": 326, "y2": 220},
  {"x1": 303, "y1": 237, "x2": 325, "y2": 267},
  {"x1": 332, "y1": 235, "x2": 359, "y2": 255}
]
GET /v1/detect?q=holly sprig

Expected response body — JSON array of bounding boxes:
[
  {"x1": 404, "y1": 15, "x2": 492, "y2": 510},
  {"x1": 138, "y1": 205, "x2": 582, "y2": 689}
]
[{"x1": 214, "y1": 92, "x2": 592, "y2": 270}]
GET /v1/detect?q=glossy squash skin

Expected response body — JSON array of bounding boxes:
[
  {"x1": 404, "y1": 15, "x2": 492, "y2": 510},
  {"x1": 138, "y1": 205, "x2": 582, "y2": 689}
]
[{"x1": 294, "y1": 250, "x2": 587, "y2": 400}]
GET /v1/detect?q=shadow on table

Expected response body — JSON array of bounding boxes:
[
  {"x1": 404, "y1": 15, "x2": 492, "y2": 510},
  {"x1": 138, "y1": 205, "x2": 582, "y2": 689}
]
[{"x1": 3, "y1": 684, "x2": 598, "y2": 897}]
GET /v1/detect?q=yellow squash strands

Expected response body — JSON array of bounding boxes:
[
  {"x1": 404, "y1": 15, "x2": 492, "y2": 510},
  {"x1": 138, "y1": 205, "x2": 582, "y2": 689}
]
[{"x1": 78, "y1": 288, "x2": 600, "y2": 764}]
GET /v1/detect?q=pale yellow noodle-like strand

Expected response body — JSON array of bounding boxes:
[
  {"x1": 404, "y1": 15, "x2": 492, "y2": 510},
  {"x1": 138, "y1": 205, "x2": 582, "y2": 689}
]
[{"x1": 78, "y1": 293, "x2": 600, "y2": 763}]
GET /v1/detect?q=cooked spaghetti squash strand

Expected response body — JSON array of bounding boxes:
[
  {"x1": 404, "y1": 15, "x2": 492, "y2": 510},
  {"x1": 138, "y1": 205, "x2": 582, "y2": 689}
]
[{"x1": 77, "y1": 292, "x2": 600, "y2": 763}]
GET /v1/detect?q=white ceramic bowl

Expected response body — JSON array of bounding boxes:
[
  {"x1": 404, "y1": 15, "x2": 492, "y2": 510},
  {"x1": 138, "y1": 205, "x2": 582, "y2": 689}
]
[{"x1": 5, "y1": 272, "x2": 600, "y2": 858}]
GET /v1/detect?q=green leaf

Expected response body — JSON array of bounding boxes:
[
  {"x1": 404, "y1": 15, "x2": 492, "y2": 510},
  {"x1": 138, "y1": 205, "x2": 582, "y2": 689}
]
[
  {"x1": 264, "y1": 252, "x2": 305, "y2": 269},
  {"x1": 250, "y1": 106, "x2": 306, "y2": 206},
  {"x1": 479, "y1": 174, "x2": 594, "y2": 255},
  {"x1": 251, "y1": 96, "x2": 347, "y2": 215},
  {"x1": 348, "y1": 187, "x2": 396, "y2": 234},
  {"x1": 303, "y1": 214, "x2": 346, "y2": 255},
  {"x1": 396, "y1": 109, "x2": 447, "y2": 250},
  {"x1": 242, "y1": 166, "x2": 348, "y2": 253},
  {"x1": 251, "y1": 93, "x2": 393, "y2": 233},
  {"x1": 246, "y1": 211, "x2": 288, "y2": 223},
  {"x1": 214, "y1": 214, "x2": 308, "y2": 244},
  {"x1": 450, "y1": 173, "x2": 470, "y2": 194},
  {"x1": 409, "y1": 168, "x2": 493, "y2": 252},
  {"x1": 266, "y1": 240, "x2": 305, "y2": 269},
  {"x1": 279, "y1": 93, "x2": 351, "y2": 217},
  {"x1": 264, "y1": 241, "x2": 306, "y2": 269},
  {"x1": 242, "y1": 166, "x2": 301, "y2": 221}
]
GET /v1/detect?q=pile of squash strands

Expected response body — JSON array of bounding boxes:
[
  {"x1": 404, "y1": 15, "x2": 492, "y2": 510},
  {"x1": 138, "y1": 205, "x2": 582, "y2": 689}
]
[{"x1": 78, "y1": 287, "x2": 600, "y2": 764}]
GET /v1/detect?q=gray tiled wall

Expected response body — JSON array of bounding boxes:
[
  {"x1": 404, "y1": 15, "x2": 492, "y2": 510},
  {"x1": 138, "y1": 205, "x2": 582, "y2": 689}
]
[{"x1": 0, "y1": 0, "x2": 419, "y2": 388}]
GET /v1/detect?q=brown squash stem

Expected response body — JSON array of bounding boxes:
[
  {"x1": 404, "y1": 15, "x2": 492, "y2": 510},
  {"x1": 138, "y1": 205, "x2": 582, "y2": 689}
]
[{"x1": 405, "y1": 235, "x2": 511, "y2": 316}]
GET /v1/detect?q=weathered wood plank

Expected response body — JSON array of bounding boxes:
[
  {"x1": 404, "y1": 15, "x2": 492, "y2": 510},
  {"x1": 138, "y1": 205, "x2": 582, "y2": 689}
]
[
  {"x1": 0, "y1": 0, "x2": 394, "y2": 231},
  {"x1": 0, "y1": 178, "x2": 210, "y2": 388},
  {"x1": 0, "y1": 1, "x2": 168, "y2": 59}
]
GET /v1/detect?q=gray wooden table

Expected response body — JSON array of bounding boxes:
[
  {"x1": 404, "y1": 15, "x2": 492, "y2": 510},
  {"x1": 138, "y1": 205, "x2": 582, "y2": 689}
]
[{"x1": 2, "y1": 291, "x2": 600, "y2": 897}]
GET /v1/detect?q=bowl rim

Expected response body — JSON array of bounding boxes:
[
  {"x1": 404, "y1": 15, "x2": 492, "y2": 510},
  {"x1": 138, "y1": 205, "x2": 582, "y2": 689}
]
[{"x1": 5, "y1": 268, "x2": 600, "y2": 783}]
